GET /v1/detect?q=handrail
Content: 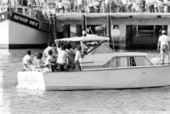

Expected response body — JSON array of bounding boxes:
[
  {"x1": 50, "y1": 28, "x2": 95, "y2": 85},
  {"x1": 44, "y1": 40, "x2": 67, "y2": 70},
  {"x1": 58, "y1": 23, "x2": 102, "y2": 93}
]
[
  {"x1": 80, "y1": 62, "x2": 94, "y2": 64},
  {"x1": 13, "y1": 5, "x2": 48, "y2": 22},
  {"x1": 0, "y1": 5, "x2": 8, "y2": 13}
]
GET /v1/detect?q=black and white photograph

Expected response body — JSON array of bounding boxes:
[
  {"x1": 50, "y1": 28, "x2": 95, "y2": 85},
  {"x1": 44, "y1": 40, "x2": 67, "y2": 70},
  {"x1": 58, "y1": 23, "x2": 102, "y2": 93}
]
[{"x1": 0, "y1": 0, "x2": 170, "y2": 113}]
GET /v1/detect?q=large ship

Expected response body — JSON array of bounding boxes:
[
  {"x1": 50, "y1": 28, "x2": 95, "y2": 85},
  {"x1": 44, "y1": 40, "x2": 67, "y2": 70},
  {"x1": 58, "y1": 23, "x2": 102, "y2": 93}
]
[{"x1": 0, "y1": 0, "x2": 50, "y2": 49}]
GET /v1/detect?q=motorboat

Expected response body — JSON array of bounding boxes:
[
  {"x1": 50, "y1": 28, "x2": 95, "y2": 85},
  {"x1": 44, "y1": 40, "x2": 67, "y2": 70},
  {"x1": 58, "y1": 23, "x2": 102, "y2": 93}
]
[{"x1": 16, "y1": 35, "x2": 170, "y2": 91}]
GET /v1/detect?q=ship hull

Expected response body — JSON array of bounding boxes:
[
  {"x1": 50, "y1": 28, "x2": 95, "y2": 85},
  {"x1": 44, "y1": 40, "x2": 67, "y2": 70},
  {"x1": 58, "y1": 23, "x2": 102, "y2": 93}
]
[{"x1": 0, "y1": 11, "x2": 49, "y2": 49}]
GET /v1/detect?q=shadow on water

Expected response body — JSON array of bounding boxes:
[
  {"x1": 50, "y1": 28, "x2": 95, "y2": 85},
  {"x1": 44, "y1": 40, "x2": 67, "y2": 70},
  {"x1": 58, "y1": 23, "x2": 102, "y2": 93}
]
[{"x1": 46, "y1": 85, "x2": 170, "y2": 92}]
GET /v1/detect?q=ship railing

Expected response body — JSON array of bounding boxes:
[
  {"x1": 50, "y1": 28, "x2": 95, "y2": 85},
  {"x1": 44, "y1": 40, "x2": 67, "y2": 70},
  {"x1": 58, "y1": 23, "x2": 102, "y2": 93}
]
[
  {"x1": 0, "y1": 5, "x2": 8, "y2": 13},
  {"x1": 13, "y1": 5, "x2": 48, "y2": 21}
]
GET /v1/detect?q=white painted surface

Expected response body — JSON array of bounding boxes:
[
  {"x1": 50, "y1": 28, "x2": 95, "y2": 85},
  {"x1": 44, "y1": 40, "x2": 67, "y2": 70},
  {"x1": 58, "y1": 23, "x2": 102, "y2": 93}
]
[
  {"x1": 168, "y1": 25, "x2": 170, "y2": 36},
  {"x1": 70, "y1": 24, "x2": 76, "y2": 37},
  {"x1": 9, "y1": 21, "x2": 49, "y2": 44},
  {"x1": 17, "y1": 71, "x2": 45, "y2": 90},
  {"x1": 0, "y1": 20, "x2": 9, "y2": 44},
  {"x1": 17, "y1": 65, "x2": 170, "y2": 91}
]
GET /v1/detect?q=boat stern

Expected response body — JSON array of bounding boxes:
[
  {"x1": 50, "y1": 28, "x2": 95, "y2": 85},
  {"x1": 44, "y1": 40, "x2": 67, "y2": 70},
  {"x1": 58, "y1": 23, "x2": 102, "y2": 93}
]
[{"x1": 17, "y1": 71, "x2": 45, "y2": 90}]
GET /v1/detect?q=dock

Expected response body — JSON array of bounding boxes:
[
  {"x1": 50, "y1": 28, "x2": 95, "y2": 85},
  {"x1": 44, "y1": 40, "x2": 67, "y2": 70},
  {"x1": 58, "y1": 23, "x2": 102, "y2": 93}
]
[{"x1": 52, "y1": 13, "x2": 170, "y2": 49}]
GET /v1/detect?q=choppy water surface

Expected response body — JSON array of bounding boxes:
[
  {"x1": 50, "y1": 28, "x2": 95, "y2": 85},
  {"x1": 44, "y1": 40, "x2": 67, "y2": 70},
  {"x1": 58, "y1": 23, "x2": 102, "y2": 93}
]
[{"x1": 0, "y1": 49, "x2": 170, "y2": 114}]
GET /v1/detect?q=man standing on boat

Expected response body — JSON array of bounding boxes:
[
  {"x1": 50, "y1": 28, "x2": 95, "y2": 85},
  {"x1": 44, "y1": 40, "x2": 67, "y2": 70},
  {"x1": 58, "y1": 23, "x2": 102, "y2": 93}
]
[
  {"x1": 157, "y1": 30, "x2": 170, "y2": 63},
  {"x1": 74, "y1": 46, "x2": 83, "y2": 71}
]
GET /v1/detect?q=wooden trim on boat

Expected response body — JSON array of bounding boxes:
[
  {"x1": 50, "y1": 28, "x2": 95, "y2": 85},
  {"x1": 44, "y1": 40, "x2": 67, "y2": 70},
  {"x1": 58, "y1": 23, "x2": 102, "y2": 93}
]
[{"x1": 81, "y1": 64, "x2": 170, "y2": 72}]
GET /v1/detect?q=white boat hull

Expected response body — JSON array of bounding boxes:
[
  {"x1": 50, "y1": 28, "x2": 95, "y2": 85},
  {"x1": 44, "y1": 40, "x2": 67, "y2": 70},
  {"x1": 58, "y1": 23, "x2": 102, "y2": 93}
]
[
  {"x1": 0, "y1": 12, "x2": 49, "y2": 49},
  {"x1": 17, "y1": 65, "x2": 170, "y2": 91}
]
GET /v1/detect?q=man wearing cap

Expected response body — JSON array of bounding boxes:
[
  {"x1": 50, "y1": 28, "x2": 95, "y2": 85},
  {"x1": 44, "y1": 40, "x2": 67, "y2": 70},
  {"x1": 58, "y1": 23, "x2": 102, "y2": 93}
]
[{"x1": 157, "y1": 30, "x2": 170, "y2": 63}]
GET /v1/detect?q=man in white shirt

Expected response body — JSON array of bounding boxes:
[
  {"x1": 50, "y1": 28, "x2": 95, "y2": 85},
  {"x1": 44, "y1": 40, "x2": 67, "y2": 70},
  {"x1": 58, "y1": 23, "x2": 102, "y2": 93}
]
[
  {"x1": 164, "y1": 0, "x2": 168, "y2": 13},
  {"x1": 27, "y1": 0, "x2": 32, "y2": 6},
  {"x1": 57, "y1": 0, "x2": 64, "y2": 13},
  {"x1": 157, "y1": 0, "x2": 164, "y2": 12},
  {"x1": 122, "y1": 0, "x2": 128, "y2": 12},
  {"x1": 23, "y1": 50, "x2": 32, "y2": 70},
  {"x1": 157, "y1": 30, "x2": 170, "y2": 63},
  {"x1": 104, "y1": 0, "x2": 110, "y2": 12},
  {"x1": 77, "y1": 0, "x2": 83, "y2": 12},
  {"x1": 57, "y1": 45, "x2": 69, "y2": 71}
]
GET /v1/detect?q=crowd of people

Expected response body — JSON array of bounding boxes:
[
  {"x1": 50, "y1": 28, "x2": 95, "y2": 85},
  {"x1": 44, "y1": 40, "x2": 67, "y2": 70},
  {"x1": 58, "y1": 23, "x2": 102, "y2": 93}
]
[
  {"x1": 22, "y1": 41, "x2": 84, "y2": 72},
  {"x1": 48, "y1": 0, "x2": 170, "y2": 14},
  {"x1": 1, "y1": 0, "x2": 170, "y2": 21}
]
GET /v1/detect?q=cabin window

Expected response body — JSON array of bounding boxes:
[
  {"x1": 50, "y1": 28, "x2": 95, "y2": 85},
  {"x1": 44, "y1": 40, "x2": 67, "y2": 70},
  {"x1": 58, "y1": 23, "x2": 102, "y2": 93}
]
[
  {"x1": 128, "y1": 56, "x2": 152, "y2": 66},
  {"x1": 116, "y1": 57, "x2": 128, "y2": 67},
  {"x1": 105, "y1": 57, "x2": 117, "y2": 68},
  {"x1": 129, "y1": 57, "x2": 136, "y2": 66},
  {"x1": 18, "y1": 8, "x2": 23, "y2": 13}
]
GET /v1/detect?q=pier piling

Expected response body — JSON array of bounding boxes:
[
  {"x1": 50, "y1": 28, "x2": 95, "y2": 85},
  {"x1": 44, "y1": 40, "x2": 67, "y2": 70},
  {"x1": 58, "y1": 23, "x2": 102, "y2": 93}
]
[
  {"x1": 49, "y1": 14, "x2": 57, "y2": 43},
  {"x1": 82, "y1": 14, "x2": 86, "y2": 36},
  {"x1": 53, "y1": 14, "x2": 57, "y2": 40},
  {"x1": 48, "y1": 15, "x2": 53, "y2": 43},
  {"x1": 107, "y1": 15, "x2": 113, "y2": 49}
]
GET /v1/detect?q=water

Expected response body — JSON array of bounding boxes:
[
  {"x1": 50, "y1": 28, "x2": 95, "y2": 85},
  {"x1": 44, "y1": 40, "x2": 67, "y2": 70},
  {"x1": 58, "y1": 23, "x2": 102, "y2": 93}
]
[{"x1": 0, "y1": 49, "x2": 170, "y2": 114}]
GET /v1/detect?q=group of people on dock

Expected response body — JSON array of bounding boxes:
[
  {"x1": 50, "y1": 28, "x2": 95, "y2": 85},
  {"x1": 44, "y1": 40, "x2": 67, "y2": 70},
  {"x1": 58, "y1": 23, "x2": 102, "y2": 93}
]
[
  {"x1": 2, "y1": 0, "x2": 170, "y2": 15},
  {"x1": 22, "y1": 41, "x2": 83, "y2": 72},
  {"x1": 48, "y1": 0, "x2": 170, "y2": 14}
]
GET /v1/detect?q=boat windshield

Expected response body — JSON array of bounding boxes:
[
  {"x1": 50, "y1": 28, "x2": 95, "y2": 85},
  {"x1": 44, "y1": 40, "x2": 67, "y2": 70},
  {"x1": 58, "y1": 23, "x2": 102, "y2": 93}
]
[{"x1": 55, "y1": 35, "x2": 114, "y2": 55}]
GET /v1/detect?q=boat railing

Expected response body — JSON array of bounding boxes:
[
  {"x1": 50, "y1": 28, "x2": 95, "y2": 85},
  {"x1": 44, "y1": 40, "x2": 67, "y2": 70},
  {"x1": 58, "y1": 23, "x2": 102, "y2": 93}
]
[
  {"x1": 13, "y1": 5, "x2": 48, "y2": 21},
  {"x1": 0, "y1": 5, "x2": 8, "y2": 13},
  {"x1": 14, "y1": 5, "x2": 30, "y2": 16}
]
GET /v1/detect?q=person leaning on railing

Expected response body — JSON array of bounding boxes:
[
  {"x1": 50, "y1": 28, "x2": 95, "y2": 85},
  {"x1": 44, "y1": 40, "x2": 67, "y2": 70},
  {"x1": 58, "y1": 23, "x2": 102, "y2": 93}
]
[{"x1": 56, "y1": 0, "x2": 65, "y2": 13}]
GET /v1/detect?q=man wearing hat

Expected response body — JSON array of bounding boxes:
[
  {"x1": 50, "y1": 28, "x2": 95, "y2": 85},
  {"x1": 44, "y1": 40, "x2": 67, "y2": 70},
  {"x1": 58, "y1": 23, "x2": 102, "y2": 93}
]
[{"x1": 157, "y1": 30, "x2": 170, "y2": 63}]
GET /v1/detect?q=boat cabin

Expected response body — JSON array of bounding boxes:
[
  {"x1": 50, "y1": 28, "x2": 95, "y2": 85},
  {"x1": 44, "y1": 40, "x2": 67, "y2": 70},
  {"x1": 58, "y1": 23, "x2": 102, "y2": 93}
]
[
  {"x1": 55, "y1": 36, "x2": 153, "y2": 71},
  {"x1": 81, "y1": 53, "x2": 153, "y2": 70}
]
